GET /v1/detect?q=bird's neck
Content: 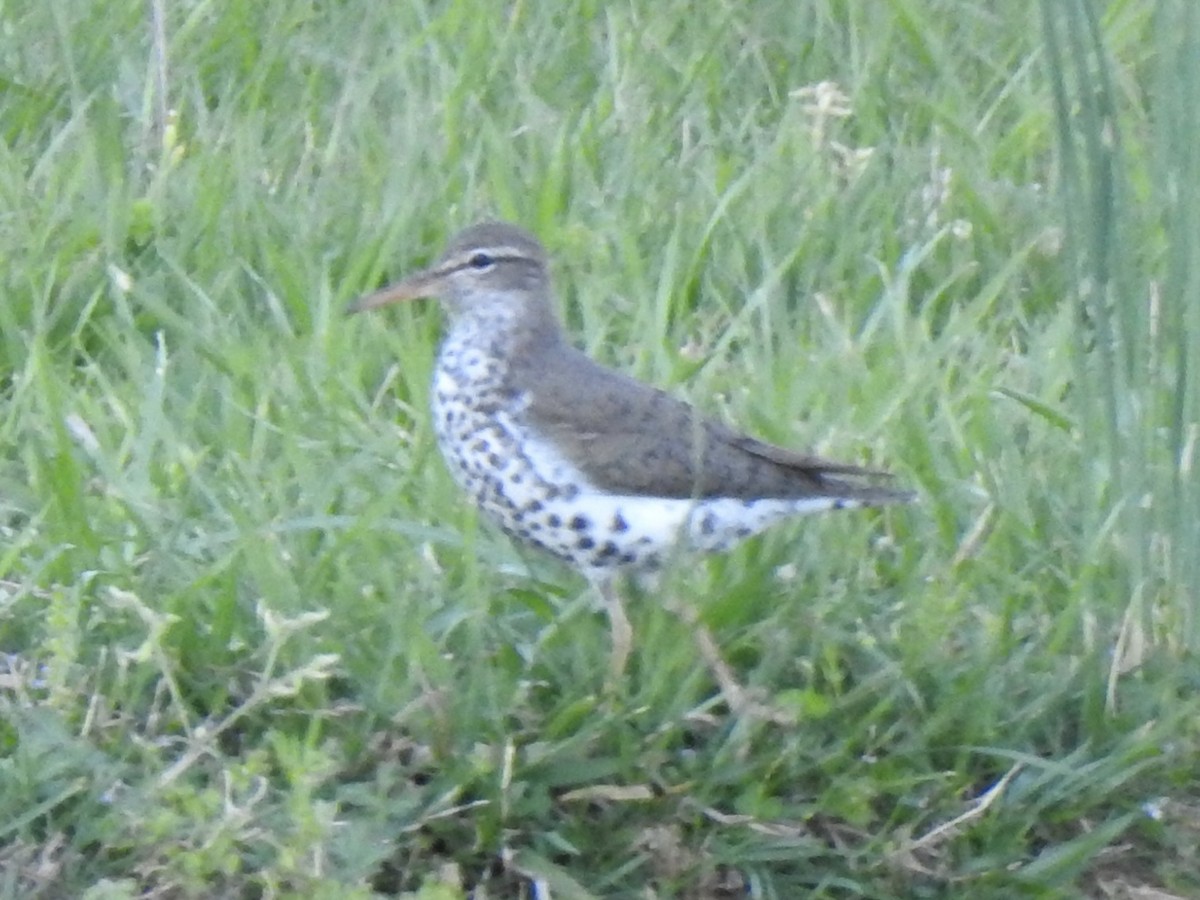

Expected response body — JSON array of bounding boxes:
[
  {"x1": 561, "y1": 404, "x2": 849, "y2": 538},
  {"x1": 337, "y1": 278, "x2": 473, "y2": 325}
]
[
  {"x1": 436, "y1": 296, "x2": 564, "y2": 393},
  {"x1": 442, "y1": 295, "x2": 562, "y2": 358}
]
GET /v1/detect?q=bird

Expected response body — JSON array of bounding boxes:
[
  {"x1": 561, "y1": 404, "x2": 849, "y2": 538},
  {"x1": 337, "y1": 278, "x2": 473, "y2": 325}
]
[{"x1": 348, "y1": 221, "x2": 913, "y2": 718}]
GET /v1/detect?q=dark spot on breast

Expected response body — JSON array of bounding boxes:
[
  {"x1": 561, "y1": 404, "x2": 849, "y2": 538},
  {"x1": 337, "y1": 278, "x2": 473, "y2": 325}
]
[
  {"x1": 547, "y1": 513, "x2": 562, "y2": 528},
  {"x1": 611, "y1": 513, "x2": 628, "y2": 532},
  {"x1": 597, "y1": 541, "x2": 619, "y2": 560},
  {"x1": 699, "y1": 513, "x2": 716, "y2": 535},
  {"x1": 576, "y1": 536, "x2": 595, "y2": 550},
  {"x1": 569, "y1": 514, "x2": 590, "y2": 531}
]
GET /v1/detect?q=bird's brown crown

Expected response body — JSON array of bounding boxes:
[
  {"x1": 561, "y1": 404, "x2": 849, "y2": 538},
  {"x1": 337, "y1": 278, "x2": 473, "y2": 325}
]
[{"x1": 347, "y1": 221, "x2": 551, "y2": 314}]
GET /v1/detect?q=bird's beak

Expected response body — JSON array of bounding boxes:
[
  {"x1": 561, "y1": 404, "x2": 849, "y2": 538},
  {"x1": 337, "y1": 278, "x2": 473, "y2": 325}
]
[{"x1": 346, "y1": 268, "x2": 444, "y2": 315}]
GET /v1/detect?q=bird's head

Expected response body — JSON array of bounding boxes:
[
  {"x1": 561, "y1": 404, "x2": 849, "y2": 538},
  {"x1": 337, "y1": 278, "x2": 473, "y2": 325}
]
[{"x1": 348, "y1": 222, "x2": 553, "y2": 325}]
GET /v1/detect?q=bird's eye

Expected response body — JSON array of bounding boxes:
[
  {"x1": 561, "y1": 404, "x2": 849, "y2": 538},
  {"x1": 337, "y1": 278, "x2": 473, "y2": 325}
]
[{"x1": 468, "y1": 252, "x2": 494, "y2": 270}]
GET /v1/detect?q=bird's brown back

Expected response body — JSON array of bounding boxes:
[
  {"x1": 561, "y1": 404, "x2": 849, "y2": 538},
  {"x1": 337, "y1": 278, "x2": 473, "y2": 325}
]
[{"x1": 511, "y1": 332, "x2": 911, "y2": 504}]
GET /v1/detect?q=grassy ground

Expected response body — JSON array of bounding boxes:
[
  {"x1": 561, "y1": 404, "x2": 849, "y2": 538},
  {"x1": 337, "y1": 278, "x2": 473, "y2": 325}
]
[{"x1": 2, "y1": 1, "x2": 1197, "y2": 897}]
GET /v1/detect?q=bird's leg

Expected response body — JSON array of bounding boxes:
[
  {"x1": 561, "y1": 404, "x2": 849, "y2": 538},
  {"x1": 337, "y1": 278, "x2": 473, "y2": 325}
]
[
  {"x1": 662, "y1": 596, "x2": 747, "y2": 713},
  {"x1": 597, "y1": 577, "x2": 633, "y2": 681},
  {"x1": 597, "y1": 575, "x2": 793, "y2": 723},
  {"x1": 662, "y1": 596, "x2": 795, "y2": 724}
]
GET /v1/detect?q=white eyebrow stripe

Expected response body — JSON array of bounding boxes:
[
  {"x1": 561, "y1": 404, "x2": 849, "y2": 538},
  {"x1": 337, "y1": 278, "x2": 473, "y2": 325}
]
[{"x1": 443, "y1": 244, "x2": 537, "y2": 272}]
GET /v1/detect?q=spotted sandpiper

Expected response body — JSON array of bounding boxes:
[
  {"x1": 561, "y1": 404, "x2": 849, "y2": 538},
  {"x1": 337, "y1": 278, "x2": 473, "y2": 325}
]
[{"x1": 349, "y1": 221, "x2": 912, "y2": 717}]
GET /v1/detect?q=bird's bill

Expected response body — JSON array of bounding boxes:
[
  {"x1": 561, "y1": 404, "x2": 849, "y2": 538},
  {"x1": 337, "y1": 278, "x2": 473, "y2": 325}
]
[{"x1": 346, "y1": 269, "x2": 442, "y2": 314}]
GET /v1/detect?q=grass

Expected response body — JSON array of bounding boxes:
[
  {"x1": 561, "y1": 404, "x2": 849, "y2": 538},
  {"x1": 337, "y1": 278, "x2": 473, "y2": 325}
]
[{"x1": 1, "y1": 0, "x2": 1198, "y2": 897}]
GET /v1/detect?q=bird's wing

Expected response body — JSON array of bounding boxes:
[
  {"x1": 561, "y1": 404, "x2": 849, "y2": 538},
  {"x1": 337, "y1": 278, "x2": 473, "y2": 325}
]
[{"x1": 517, "y1": 342, "x2": 908, "y2": 503}]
